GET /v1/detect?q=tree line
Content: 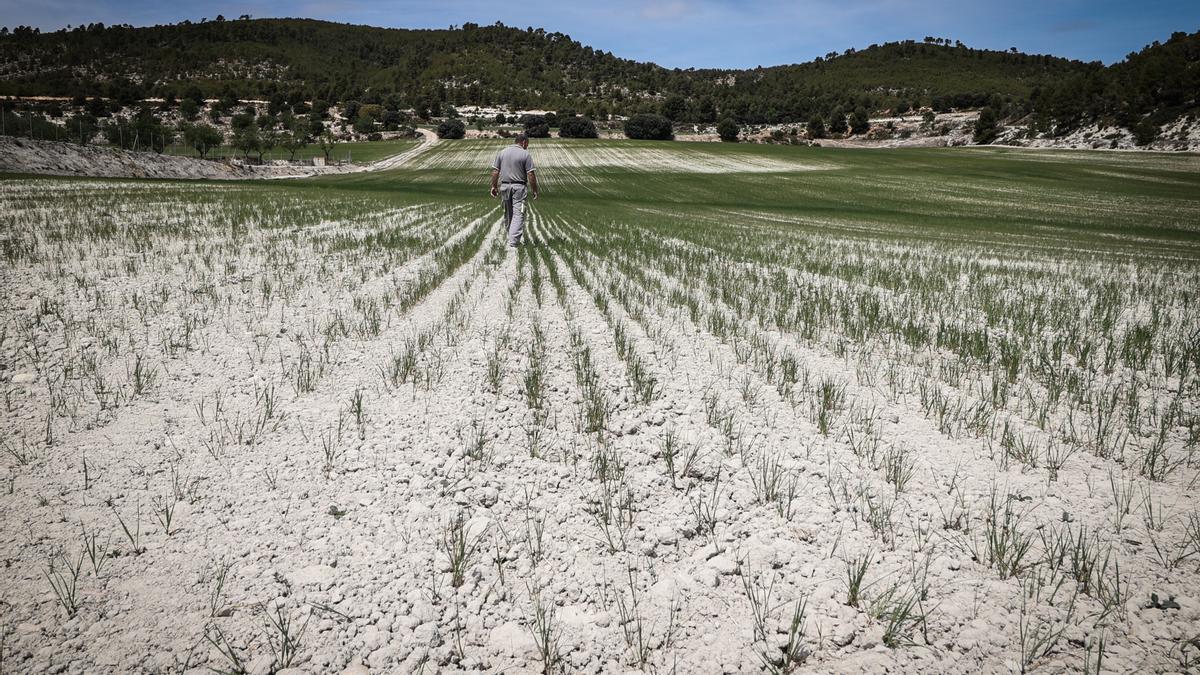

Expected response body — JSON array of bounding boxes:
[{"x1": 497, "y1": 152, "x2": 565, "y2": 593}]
[{"x1": 1, "y1": 19, "x2": 1196, "y2": 141}]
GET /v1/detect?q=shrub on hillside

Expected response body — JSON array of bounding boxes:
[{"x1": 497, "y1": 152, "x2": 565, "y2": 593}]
[
  {"x1": 973, "y1": 107, "x2": 1000, "y2": 144},
  {"x1": 558, "y1": 116, "x2": 598, "y2": 138},
  {"x1": 624, "y1": 113, "x2": 673, "y2": 140},
  {"x1": 849, "y1": 107, "x2": 870, "y2": 135},
  {"x1": 353, "y1": 113, "x2": 376, "y2": 135},
  {"x1": 828, "y1": 107, "x2": 848, "y2": 135},
  {"x1": 806, "y1": 115, "x2": 826, "y2": 139},
  {"x1": 717, "y1": 118, "x2": 739, "y2": 142},
  {"x1": 521, "y1": 115, "x2": 551, "y2": 138},
  {"x1": 1133, "y1": 118, "x2": 1158, "y2": 146},
  {"x1": 436, "y1": 118, "x2": 466, "y2": 139}
]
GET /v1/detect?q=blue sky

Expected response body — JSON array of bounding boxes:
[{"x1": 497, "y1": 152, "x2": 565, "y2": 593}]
[{"x1": 2, "y1": 0, "x2": 1197, "y2": 68}]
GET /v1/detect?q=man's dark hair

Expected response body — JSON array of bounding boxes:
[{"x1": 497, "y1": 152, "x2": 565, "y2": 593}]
[{"x1": 514, "y1": 133, "x2": 529, "y2": 144}]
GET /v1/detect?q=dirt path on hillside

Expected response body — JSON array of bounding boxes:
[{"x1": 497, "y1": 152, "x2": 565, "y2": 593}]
[{"x1": 365, "y1": 128, "x2": 439, "y2": 170}]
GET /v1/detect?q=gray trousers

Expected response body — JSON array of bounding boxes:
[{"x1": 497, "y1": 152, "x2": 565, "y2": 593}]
[{"x1": 500, "y1": 183, "x2": 527, "y2": 246}]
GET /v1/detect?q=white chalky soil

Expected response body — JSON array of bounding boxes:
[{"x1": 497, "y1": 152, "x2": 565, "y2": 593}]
[{"x1": 0, "y1": 158, "x2": 1198, "y2": 675}]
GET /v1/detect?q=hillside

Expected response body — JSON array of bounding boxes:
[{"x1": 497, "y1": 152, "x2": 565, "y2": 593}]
[
  {"x1": 0, "y1": 20, "x2": 664, "y2": 112},
  {"x1": 0, "y1": 19, "x2": 1196, "y2": 136}
]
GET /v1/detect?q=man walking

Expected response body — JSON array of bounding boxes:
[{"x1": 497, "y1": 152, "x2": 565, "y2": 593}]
[{"x1": 490, "y1": 133, "x2": 539, "y2": 247}]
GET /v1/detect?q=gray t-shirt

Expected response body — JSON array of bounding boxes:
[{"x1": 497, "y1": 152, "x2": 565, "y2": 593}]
[{"x1": 492, "y1": 145, "x2": 535, "y2": 184}]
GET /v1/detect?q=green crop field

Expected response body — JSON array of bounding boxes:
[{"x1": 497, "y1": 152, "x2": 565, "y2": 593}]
[{"x1": 2, "y1": 140, "x2": 1199, "y2": 674}]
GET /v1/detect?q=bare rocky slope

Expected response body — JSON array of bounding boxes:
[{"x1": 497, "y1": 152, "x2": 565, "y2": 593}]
[
  {"x1": 0, "y1": 130, "x2": 441, "y2": 180},
  {"x1": 0, "y1": 136, "x2": 352, "y2": 180}
]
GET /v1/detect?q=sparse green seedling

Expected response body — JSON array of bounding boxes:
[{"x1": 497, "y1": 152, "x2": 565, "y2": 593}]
[
  {"x1": 880, "y1": 443, "x2": 915, "y2": 493},
  {"x1": 529, "y1": 586, "x2": 563, "y2": 675},
  {"x1": 440, "y1": 511, "x2": 483, "y2": 588},
  {"x1": 262, "y1": 603, "x2": 311, "y2": 670},
  {"x1": 152, "y1": 493, "x2": 179, "y2": 536},
  {"x1": 320, "y1": 421, "x2": 345, "y2": 476},
  {"x1": 866, "y1": 581, "x2": 925, "y2": 648},
  {"x1": 756, "y1": 595, "x2": 810, "y2": 673},
  {"x1": 966, "y1": 489, "x2": 1033, "y2": 579},
  {"x1": 1018, "y1": 577, "x2": 1077, "y2": 673},
  {"x1": 486, "y1": 343, "x2": 505, "y2": 394},
  {"x1": 688, "y1": 467, "x2": 723, "y2": 550},
  {"x1": 462, "y1": 417, "x2": 492, "y2": 466},
  {"x1": 128, "y1": 352, "x2": 157, "y2": 397},
  {"x1": 348, "y1": 386, "x2": 366, "y2": 438},
  {"x1": 80, "y1": 523, "x2": 111, "y2": 576},
  {"x1": 845, "y1": 552, "x2": 873, "y2": 608},
  {"x1": 207, "y1": 559, "x2": 234, "y2": 617},
  {"x1": 748, "y1": 449, "x2": 799, "y2": 519},
  {"x1": 1108, "y1": 469, "x2": 1137, "y2": 532},
  {"x1": 2, "y1": 440, "x2": 33, "y2": 466},
  {"x1": 204, "y1": 623, "x2": 249, "y2": 675},
  {"x1": 606, "y1": 565, "x2": 679, "y2": 669},
  {"x1": 45, "y1": 550, "x2": 85, "y2": 617},
  {"x1": 739, "y1": 556, "x2": 778, "y2": 643},
  {"x1": 112, "y1": 500, "x2": 145, "y2": 555},
  {"x1": 813, "y1": 377, "x2": 845, "y2": 436}
]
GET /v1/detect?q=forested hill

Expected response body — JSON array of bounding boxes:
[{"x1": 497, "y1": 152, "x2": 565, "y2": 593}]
[{"x1": 1, "y1": 18, "x2": 1197, "y2": 132}]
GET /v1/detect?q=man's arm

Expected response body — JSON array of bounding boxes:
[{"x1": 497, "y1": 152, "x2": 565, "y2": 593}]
[
  {"x1": 528, "y1": 170, "x2": 538, "y2": 199},
  {"x1": 490, "y1": 168, "x2": 499, "y2": 198}
]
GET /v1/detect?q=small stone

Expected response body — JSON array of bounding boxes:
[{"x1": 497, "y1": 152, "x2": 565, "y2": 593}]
[
  {"x1": 11, "y1": 373, "x2": 36, "y2": 385},
  {"x1": 639, "y1": 538, "x2": 657, "y2": 556},
  {"x1": 361, "y1": 626, "x2": 389, "y2": 652},
  {"x1": 368, "y1": 643, "x2": 408, "y2": 670},
  {"x1": 410, "y1": 602, "x2": 437, "y2": 624},
  {"x1": 692, "y1": 567, "x2": 719, "y2": 588},
  {"x1": 479, "y1": 487, "x2": 499, "y2": 508},
  {"x1": 413, "y1": 622, "x2": 442, "y2": 647},
  {"x1": 831, "y1": 622, "x2": 856, "y2": 647},
  {"x1": 488, "y1": 621, "x2": 538, "y2": 658},
  {"x1": 289, "y1": 564, "x2": 336, "y2": 589},
  {"x1": 465, "y1": 516, "x2": 492, "y2": 541},
  {"x1": 1150, "y1": 593, "x2": 1181, "y2": 610},
  {"x1": 707, "y1": 554, "x2": 738, "y2": 575},
  {"x1": 654, "y1": 527, "x2": 677, "y2": 546},
  {"x1": 558, "y1": 605, "x2": 596, "y2": 628},
  {"x1": 855, "y1": 624, "x2": 884, "y2": 649},
  {"x1": 246, "y1": 655, "x2": 274, "y2": 675}
]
